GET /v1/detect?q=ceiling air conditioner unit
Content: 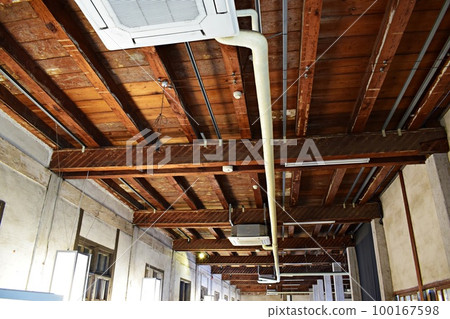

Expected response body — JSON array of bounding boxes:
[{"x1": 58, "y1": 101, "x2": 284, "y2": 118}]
[
  {"x1": 228, "y1": 224, "x2": 270, "y2": 246},
  {"x1": 75, "y1": 0, "x2": 239, "y2": 50}
]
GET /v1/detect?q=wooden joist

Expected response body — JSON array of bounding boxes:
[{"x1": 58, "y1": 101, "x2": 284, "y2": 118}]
[
  {"x1": 323, "y1": 168, "x2": 347, "y2": 206},
  {"x1": 166, "y1": 176, "x2": 203, "y2": 210},
  {"x1": 197, "y1": 254, "x2": 346, "y2": 266},
  {"x1": 359, "y1": 166, "x2": 395, "y2": 204},
  {"x1": 290, "y1": 171, "x2": 302, "y2": 206},
  {"x1": 207, "y1": 175, "x2": 229, "y2": 209}
]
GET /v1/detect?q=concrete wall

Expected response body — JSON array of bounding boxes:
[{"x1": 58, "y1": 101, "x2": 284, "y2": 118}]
[{"x1": 0, "y1": 113, "x2": 236, "y2": 301}]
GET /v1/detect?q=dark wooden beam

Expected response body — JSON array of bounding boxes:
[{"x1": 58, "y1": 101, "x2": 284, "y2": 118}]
[
  {"x1": 337, "y1": 224, "x2": 351, "y2": 237},
  {"x1": 248, "y1": 173, "x2": 264, "y2": 208},
  {"x1": 324, "y1": 168, "x2": 347, "y2": 206},
  {"x1": 350, "y1": 0, "x2": 416, "y2": 132},
  {"x1": 0, "y1": 83, "x2": 71, "y2": 148},
  {"x1": 143, "y1": 46, "x2": 199, "y2": 142},
  {"x1": 359, "y1": 166, "x2": 394, "y2": 204},
  {"x1": 296, "y1": 0, "x2": 323, "y2": 136},
  {"x1": 173, "y1": 236, "x2": 353, "y2": 252},
  {"x1": 313, "y1": 224, "x2": 322, "y2": 237},
  {"x1": 181, "y1": 228, "x2": 201, "y2": 240},
  {"x1": 212, "y1": 264, "x2": 339, "y2": 275},
  {"x1": 208, "y1": 227, "x2": 225, "y2": 239},
  {"x1": 99, "y1": 179, "x2": 144, "y2": 210},
  {"x1": 207, "y1": 175, "x2": 229, "y2": 209},
  {"x1": 219, "y1": 44, "x2": 251, "y2": 139},
  {"x1": 166, "y1": 176, "x2": 203, "y2": 210},
  {"x1": 290, "y1": 171, "x2": 302, "y2": 206},
  {"x1": 408, "y1": 56, "x2": 450, "y2": 130},
  {"x1": 134, "y1": 203, "x2": 380, "y2": 228},
  {"x1": 0, "y1": 48, "x2": 107, "y2": 147},
  {"x1": 36, "y1": 0, "x2": 149, "y2": 136},
  {"x1": 124, "y1": 178, "x2": 169, "y2": 210},
  {"x1": 50, "y1": 128, "x2": 448, "y2": 173},
  {"x1": 197, "y1": 254, "x2": 345, "y2": 266}
]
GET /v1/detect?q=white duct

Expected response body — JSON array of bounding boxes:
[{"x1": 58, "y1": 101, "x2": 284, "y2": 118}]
[{"x1": 216, "y1": 19, "x2": 279, "y2": 284}]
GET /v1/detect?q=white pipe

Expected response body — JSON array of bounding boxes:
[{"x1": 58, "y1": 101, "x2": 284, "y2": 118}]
[
  {"x1": 216, "y1": 30, "x2": 279, "y2": 283},
  {"x1": 237, "y1": 9, "x2": 260, "y2": 32}
]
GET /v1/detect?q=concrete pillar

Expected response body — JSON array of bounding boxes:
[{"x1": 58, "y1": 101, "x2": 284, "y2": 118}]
[
  {"x1": 426, "y1": 154, "x2": 450, "y2": 268},
  {"x1": 333, "y1": 263, "x2": 345, "y2": 301},
  {"x1": 324, "y1": 275, "x2": 333, "y2": 301},
  {"x1": 26, "y1": 174, "x2": 63, "y2": 291},
  {"x1": 346, "y1": 247, "x2": 362, "y2": 301},
  {"x1": 371, "y1": 218, "x2": 394, "y2": 300},
  {"x1": 125, "y1": 226, "x2": 139, "y2": 300}
]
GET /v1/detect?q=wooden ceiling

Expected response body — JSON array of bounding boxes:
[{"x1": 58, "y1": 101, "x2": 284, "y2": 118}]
[{"x1": 0, "y1": 0, "x2": 449, "y2": 294}]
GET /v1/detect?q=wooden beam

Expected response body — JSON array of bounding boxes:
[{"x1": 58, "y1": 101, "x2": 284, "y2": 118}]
[
  {"x1": 0, "y1": 48, "x2": 107, "y2": 147},
  {"x1": 324, "y1": 168, "x2": 347, "y2": 206},
  {"x1": 296, "y1": 0, "x2": 323, "y2": 136},
  {"x1": 0, "y1": 83, "x2": 71, "y2": 148},
  {"x1": 219, "y1": 44, "x2": 251, "y2": 138},
  {"x1": 181, "y1": 228, "x2": 201, "y2": 240},
  {"x1": 173, "y1": 236, "x2": 354, "y2": 252},
  {"x1": 359, "y1": 166, "x2": 394, "y2": 204},
  {"x1": 166, "y1": 176, "x2": 203, "y2": 210},
  {"x1": 399, "y1": 170, "x2": 424, "y2": 300},
  {"x1": 36, "y1": 0, "x2": 149, "y2": 136},
  {"x1": 207, "y1": 175, "x2": 229, "y2": 209},
  {"x1": 248, "y1": 173, "x2": 264, "y2": 208},
  {"x1": 124, "y1": 178, "x2": 169, "y2": 210},
  {"x1": 50, "y1": 128, "x2": 448, "y2": 173},
  {"x1": 337, "y1": 224, "x2": 351, "y2": 237},
  {"x1": 134, "y1": 203, "x2": 380, "y2": 228},
  {"x1": 313, "y1": 225, "x2": 322, "y2": 237},
  {"x1": 143, "y1": 47, "x2": 198, "y2": 142},
  {"x1": 99, "y1": 179, "x2": 144, "y2": 210},
  {"x1": 197, "y1": 254, "x2": 345, "y2": 266},
  {"x1": 290, "y1": 171, "x2": 302, "y2": 206},
  {"x1": 350, "y1": 0, "x2": 416, "y2": 132},
  {"x1": 208, "y1": 227, "x2": 225, "y2": 239},
  {"x1": 213, "y1": 264, "x2": 340, "y2": 275},
  {"x1": 408, "y1": 56, "x2": 450, "y2": 130},
  {"x1": 288, "y1": 226, "x2": 295, "y2": 238}
]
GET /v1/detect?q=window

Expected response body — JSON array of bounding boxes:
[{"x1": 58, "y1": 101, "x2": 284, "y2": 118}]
[
  {"x1": 0, "y1": 200, "x2": 5, "y2": 226},
  {"x1": 143, "y1": 264, "x2": 164, "y2": 301},
  {"x1": 224, "y1": 294, "x2": 228, "y2": 301},
  {"x1": 200, "y1": 286, "x2": 208, "y2": 301},
  {"x1": 214, "y1": 291, "x2": 220, "y2": 301},
  {"x1": 76, "y1": 237, "x2": 114, "y2": 301},
  {"x1": 179, "y1": 279, "x2": 191, "y2": 301}
]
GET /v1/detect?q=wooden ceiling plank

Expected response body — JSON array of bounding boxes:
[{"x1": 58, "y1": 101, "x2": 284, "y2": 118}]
[
  {"x1": 50, "y1": 128, "x2": 448, "y2": 173},
  {"x1": 349, "y1": 0, "x2": 416, "y2": 133},
  {"x1": 323, "y1": 168, "x2": 347, "y2": 206},
  {"x1": 408, "y1": 56, "x2": 450, "y2": 130},
  {"x1": 219, "y1": 44, "x2": 251, "y2": 139},
  {"x1": 207, "y1": 175, "x2": 229, "y2": 209},
  {"x1": 100, "y1": 179, "x2": 144, "y2": 210},
  {"x1": 35, "y1": 0, "x2": 149, "y2": 137},
  {"x1": 143, "y1": 47, "x2": 199, "y2": 142},
  {"x1": 0, "y1": 48, "x2": 106, "y2": 147},
  {"x1": 0, "y1": 83, "x2": 71, "y2": 148},
  {"x1": 359, "y1": 166, "x2": 394, "y2": 204},
  {"x1": 166, "y1": 176, "x2": 202, "y2": 210},
  {"x1": 290, "y1": 171, "x2": 302, "y2": 206},
  {"x1": 124, "y1": 178, "x2": 168, "y2": 210},
  {"x1": 248, "y1": 173, "x2": 264, "y2": 208},
  {"x1": 173, "y1": 236, "x2": 354, "y2": 252},
  {"x1": 134, "y1": 203, "x2": 380, "y2": 227},
  {"x1": 295, "y1": 0, "x2": 323, "y2": 136}
]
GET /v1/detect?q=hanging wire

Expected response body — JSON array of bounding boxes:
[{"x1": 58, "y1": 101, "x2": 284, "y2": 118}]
[{"x1": 153, "y1": 86, "x2": 168, "y2": 132}]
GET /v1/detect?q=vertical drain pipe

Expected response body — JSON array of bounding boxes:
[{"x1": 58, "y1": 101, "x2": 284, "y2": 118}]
[{"x1": 217, "y1": 26, "x2": 280, "y2": 283}]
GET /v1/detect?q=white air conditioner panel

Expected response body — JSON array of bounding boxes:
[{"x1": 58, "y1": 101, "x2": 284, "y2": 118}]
[
  {"x1": 228, "y1": 236, "x2": 271, "y2": 246},
  {"x1": 75, "y1": 0, "x2": 239, "y2": 50}
]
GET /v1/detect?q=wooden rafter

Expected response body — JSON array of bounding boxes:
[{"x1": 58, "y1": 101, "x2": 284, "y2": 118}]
[
  {"x1": 173, "y1": 236, "x2": 354, "y2": 252},
  {"x1": 290, "y1": 171, "x2": 302, "y2": 206},
  {"x1": 133, "y1": 203, "x2": 380, "y2": 227},
  {"x1": 207, "y1": 227, "x2": 225, "y2": 239},
  {"x1": 143, "y1": 46, "x2": 199, "y2": 142},
  {"x1": 337, "y1": 224, "x2": 351, "y2": 237},
  {"x1": 359, "y1": 166, "x2": 394, "y2": 204},
  {"x1": 197, "y1": 254, "x2": 345, "y2": 266},
  {"x1": 323, "y1": 168, "x2": 347, "y2": 206},
  {"x1": 207, "y1": 175, "x2": 229, "y2": 209},
  {"x1": 313, "y1": 224, "x2": 322, "y2": 237},
  {"x1": 296, "y1": 0, "x2": 323, "y2": 136},
  {"x1": 0, "y1": 47, "x2": 107, "y2": 147},
  {"x1": 350, "y1": 0, "x2": 416, "y2": 133},
  {"x1": 219, "y1": 44, "x2": 251, "y2": 138},
  {"x1": 248, "y1": 173, "x2": 264, "y2": 208},
  {"x1": 100, "y1": 179, "x2": 144, "y2": 210},
  {"x1": 166, "y1": 176, "x2": 203, "y2": 210},
  {"x1": 0, "y1": 83, "x2": 71, "y2": 148},
  {"x1": 50, "y1": 128, "x2": 448, "y2": 174},
  {"x1": 35, "y1": 0, "x2": 150, "y2": 137},
  {"x1": 408, "y1": 56, "x2": 450, "y2": 130},
  {"x1": 124, "y1": 178, "x2": 168, "y2": 210}
]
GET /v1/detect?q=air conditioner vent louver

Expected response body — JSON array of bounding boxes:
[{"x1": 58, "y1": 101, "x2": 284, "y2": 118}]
[
  {"x1": 75, "y1": 0, "x2": 239, "y2": 50},
  {"x1": 228, "y1": 224, "x2": 270, "y2": 246}
]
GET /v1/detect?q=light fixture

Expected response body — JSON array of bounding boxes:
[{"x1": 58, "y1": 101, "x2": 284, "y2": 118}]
[
  {"x1": 252, "y1": 184, "x2": 258, "y2": 190},
  {"x1": 233, "y1": 90, "x2": 242, "y2": 99},
  {"x1": 198, "y1": 252, "x2": 209, "y2": 260},
  {"x1": 283, "y1": 220, "x2": 335, "y2": 226},
  {"x1": 284, "y1": 158, "x2": 370, "y2": 167}
]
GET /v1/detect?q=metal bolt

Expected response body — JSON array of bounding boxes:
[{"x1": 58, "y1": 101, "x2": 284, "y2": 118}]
[{"x1": 380, "y1": 67, "x2": 385, "y2": 72}]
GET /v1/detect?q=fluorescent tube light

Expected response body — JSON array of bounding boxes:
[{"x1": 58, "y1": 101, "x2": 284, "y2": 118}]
[{"x1": 285, "y1": 158, "x2": 370, "y2": 167}]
